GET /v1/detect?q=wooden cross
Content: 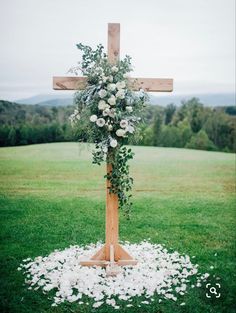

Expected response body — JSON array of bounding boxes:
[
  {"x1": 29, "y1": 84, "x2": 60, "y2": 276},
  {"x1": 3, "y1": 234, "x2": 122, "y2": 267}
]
[{"x1": 53, "y1": 23, "x2": 173, "y2": 271}]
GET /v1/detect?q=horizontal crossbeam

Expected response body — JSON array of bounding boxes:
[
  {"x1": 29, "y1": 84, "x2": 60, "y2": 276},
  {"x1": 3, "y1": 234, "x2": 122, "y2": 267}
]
[{"x1": 53, "y1": 76, "x2": 173, "y2": 92}]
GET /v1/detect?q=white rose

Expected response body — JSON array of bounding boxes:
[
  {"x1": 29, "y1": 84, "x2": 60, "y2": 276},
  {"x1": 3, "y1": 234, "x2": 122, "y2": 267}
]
[
  {"x1": 90, "y1": 115, "x2": 97, "y2": 122},
  {"x1": 111, "y1": 66, "x2": 118, "y2": 72},
  {"x1": 110, "y1": 138, "x2": 118, "y2": 148},
  {"x1": 126, "y1": 106, "x2": 133, "y2": 112},
  {"x1": 116, "y1": 129, "x2": 126, "y2": 137},
  {"x1": 116, "y1": 89, "x2": 125, "y2": 99},
  {"x1": 103, "y1": 108, "x2": 110, "y2": 116},
  {"x1": 98, "y1": 100, "x2": 107, "y2": 110},
  {"x1": 108, "y1": 95, "x2": 116, "y2": 106},
  {"x1": 120, "y1": 120, "x2": 128, "y2": 128},
  {"x1": 96, "y1": 118, "x2": 105, "y2": 127},
  {"x1": 107, "y1": 83, "x2": 116, "y2": 91},
  {"x1": 98, "y1": 89, "x2": 107, "y2": 98},
  {"x1": 116, "y1": 81, "x2": 126, "y2": 90}
]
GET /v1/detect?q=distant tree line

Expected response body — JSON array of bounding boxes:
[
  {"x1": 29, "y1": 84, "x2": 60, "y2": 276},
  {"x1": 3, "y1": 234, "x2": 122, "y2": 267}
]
[
  {"x1": 139, "y1": 98, "x2": 236, "y2": 152},
  {"x1": 0, "y1": 98, "x2": 235, "y2": 152},
  {"x1": 0, "y1": 101, "x2": 74, "y2": 147}
]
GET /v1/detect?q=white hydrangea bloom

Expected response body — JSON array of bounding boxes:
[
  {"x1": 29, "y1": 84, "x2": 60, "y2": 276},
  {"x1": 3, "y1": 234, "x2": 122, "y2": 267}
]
[
  {"x1": 98, "y1": 89, "x2": 107, "y2": 98},
  {"x1": 116, "y1": 129, "x2": 126, "y2": 137},
  {"x1": 116, "y1": 81, "x2": 126, "y2": 90},
  {"x1": 98, "y1": 100, "x2": 107, "y2": 110},
  {"x1": 107, "y1": 83, "x2": 116, "y2": 91},
  {"x1": 116, "y1": 89, "x2": 125, "y2": 99},
  {"x1": 96, "y1": 118, "x2": 105, "y2": 127},
  {"x1": 111, "y1": 66, "x2": 118, "y2": 72},
  {"x1": 108, "y1": 95, "x2": 116, "y2": 106},
  {"x1": 126, "y1": 106, "x2": 133, "y2": 112}
]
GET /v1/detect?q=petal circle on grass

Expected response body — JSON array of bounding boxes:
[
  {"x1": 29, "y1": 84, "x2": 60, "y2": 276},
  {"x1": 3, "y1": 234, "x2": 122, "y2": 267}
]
[{"x1": 19, "y1": 241, "x2": 209, "y2": 309}]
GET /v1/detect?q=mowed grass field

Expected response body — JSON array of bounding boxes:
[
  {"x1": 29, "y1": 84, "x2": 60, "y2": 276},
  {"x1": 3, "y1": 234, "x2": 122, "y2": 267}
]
[{"x1": 0, "y1": 142, "x2": 235, "y2": 313}]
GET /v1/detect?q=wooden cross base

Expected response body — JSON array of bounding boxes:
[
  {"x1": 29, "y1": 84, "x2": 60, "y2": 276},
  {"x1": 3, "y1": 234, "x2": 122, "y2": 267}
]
[{"x1": 80, "y1": 243, "x2": 137, "y2": 268}]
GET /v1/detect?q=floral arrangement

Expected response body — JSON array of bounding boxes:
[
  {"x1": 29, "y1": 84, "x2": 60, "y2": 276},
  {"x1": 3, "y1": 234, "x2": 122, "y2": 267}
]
[{"x1": 69, "y1": 44, "x2": 148, "y2": 217}]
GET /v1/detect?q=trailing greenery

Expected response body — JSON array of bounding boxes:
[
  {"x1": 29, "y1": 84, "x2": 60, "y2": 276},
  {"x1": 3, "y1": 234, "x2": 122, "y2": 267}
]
[{"x1": 69, "y1": 44, "x2": 148, "y2": 217}]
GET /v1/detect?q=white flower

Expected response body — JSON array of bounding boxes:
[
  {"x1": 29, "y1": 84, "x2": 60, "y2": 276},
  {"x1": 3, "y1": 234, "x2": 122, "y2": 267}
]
[
  {"x1": 98, "y1": 89, "x2": 107, "y2": 98},
  {"x1": 116, "y1": 129, "x2": 126, "y2": 137},
  {"x1": 126, "y1": 106, "x2": 133, "y2": 112},
  {"x1": 109, "y1": 76, "x2": 113, "y2": 82},
  {"x1": 110, "y1": 139, "x2": 118, "y2": 148},
  {"x1": 126, "y1": 125, "x2": 135, "y2": 133},
  {"x1": 103, "y1": 108, "x2": 110, "y2": 116},
  {"x1": 102, "y1": 76, "x2": 108, "y2": 83},
  {"x1": 107, "y1": 83, "x2": 116, "y2": 91},
  {"x1": 108, "y1": 108, "x2": 116, "y2": 118},
  {"x1": 116, "y1": 89, "x2": 125, "y2": 99},
  {"x1": 90, "y1": 115, "x2": 97, "y2": 122},
  {"x1": 98, "y1": 100, "x2": 108, "y2": 110},
  {"x1": 116, "y1": 81, "x2": 126, "y2": 90},
  {"x1": 96, "y1": 118, "x2": 105, "y2": 127},
  {"x1": 123, "y1": 73, "x2": 130, "y2": 78},
  {"x1": 111, "y1": 66, "x2": 118, "y2": 72},
  {"x1": 108, "y1": 95, "x2": 116, "y2": 106},
  {"x1": 120, "y1": 120, "x2": 128, "y2": 128},
  {"x1": 102, "y1": 146, "x2": 108, "y2": 153},
  {"x1": 108, "y1": 124, "x2": 113, "y2": 131}
]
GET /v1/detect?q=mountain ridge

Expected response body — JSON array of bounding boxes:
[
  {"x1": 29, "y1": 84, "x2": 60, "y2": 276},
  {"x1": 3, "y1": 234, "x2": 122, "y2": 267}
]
[{"x1": 13, "y1": 92, "x2": 236, "y2": 107}]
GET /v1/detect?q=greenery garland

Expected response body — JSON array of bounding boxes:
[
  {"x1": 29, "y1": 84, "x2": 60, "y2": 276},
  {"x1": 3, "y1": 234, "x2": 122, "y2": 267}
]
[{"x1": 70, "y1": 43, "x2": 148, "y2": 217}]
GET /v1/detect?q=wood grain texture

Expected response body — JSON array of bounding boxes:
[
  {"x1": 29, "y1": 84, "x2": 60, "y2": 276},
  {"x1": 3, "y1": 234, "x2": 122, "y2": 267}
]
[
  {"x1": 53, "y1": 76, "x2": 87, "y2": 90},
  {"x1": 108, "y1": 23, "x2": 120, "y2": 64},
  {"x1": 53, "y1": 76, "x2": 173, "y2": 92},
  {"x1": 105, "y1": 163, "x2": 119, "y2": 261}
]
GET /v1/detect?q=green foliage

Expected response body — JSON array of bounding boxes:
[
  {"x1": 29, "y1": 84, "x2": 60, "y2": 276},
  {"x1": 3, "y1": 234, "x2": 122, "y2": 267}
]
[
  {"x1": 186, "y1": 130, "x2": 217, "y2": 151},
  {"x1": 141, "y1": 98, "x2": 236, "y2": 153},
  {"x1": 70, "y1": 44, "x2": 147, "y2": 217}
]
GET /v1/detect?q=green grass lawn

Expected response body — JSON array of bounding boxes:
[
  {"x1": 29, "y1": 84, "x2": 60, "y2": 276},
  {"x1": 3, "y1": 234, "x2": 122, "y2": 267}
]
[{"x1": 0, "y1": 142, "x2": 235, "y2": 313}]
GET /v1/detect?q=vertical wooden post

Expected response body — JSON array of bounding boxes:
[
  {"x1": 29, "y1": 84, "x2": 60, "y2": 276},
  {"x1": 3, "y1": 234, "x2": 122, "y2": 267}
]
[
  {"x1": 80, "y1": 23, "x2": 137, "y2": 267},
  {"x1": 105, "y1": 23, "x2": 120, "y2": 260},
  {"x1": 107, "y1": 23, "x2": 120, "y2": 65}
]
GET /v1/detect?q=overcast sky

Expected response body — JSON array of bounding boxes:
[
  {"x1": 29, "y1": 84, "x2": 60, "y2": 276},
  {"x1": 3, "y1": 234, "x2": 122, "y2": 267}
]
[{"x1": 0, "y1": 0, "x2": 235, "y2": 101}]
